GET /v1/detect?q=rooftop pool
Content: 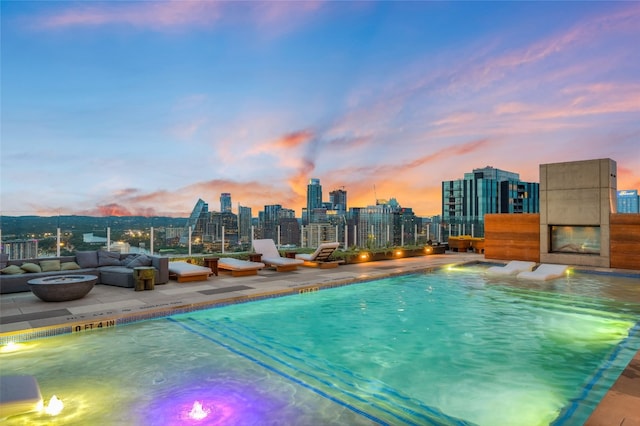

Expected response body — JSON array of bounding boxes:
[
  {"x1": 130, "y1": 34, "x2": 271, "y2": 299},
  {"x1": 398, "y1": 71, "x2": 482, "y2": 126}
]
[{"x1": 2, "y1": 265, "x2": 639, "y2": 425}]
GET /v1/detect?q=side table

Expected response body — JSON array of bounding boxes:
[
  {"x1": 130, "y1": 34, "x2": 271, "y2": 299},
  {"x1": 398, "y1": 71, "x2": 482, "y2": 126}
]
[
  {"x1": 248, "y1": 253, "x2": 262, "y2": 263},
  {"x1": 133, "y1": 266, "x2": 155, "y2": 291},
  {"x1": 203, "y1": 257, "x2": 219, "y2": 276}
]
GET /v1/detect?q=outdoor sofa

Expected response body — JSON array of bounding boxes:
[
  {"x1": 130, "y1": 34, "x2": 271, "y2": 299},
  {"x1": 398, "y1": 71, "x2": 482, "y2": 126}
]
[{"x1": 0, "y1": 250, "x2": 169, "y2": 294}]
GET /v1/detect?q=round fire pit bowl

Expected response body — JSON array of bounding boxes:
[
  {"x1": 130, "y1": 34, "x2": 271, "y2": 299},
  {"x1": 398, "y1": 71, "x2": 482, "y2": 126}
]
[{"x1": 27, "y1": 275, "x2": 98, "y2": 302}]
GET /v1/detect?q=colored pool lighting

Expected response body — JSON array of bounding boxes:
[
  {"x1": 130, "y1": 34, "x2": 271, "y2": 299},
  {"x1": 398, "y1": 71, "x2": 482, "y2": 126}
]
[
  {"x1": 1, "y1": 342, "x2": 19, "y2": 353},
  {"x1": 44, "y1": 395, "x2": 64, "y2": 416},
  {"x1": 188, "y1": 401, "x2": 210, "y2": 420},
  {"x1": 395, "y1": 250, "x2": 403, "y2": 256}
]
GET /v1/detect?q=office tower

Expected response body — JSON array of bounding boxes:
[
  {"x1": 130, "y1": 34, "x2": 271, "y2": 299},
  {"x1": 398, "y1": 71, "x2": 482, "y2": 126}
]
[
  {"x1": 279, "y1": 217, "x2": 301, "y2": 246},
  {"x1": 306, "y1": 178, "x2": 323, "y2": 224},
  {"x1": 262, "y1": 204, "x2": 282, "y2": 241},
  {"x1": 182, "y1": 198, "x2": 209, "y2": 244},
  {"x1": 617, "y1": 190, "x2": 639, "y2": 213},
  {"x1": 238, "y1": 205, "x2": 252, "y2": 243},
  {"x1": 220, "y1": 193, "x2": 232, "y2": 213},
  {"x1": 329, "y1": 188, "x2": 347, "y2": 212},
  {"x1": 442, "y1": 166, "x2": 539, "y2": 237}
]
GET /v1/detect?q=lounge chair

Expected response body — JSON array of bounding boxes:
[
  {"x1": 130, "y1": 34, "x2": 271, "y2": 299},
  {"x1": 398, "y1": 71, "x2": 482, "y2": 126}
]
[
  {"x1": 517, "y1": 264, "x2": 568, "y2": 281},
  {"x1": 218, "y1": 258, "x2": 265, "y2": 277},
  {"x1": 252, "y1": 239, "x2": 304, "y2": 272},
  {"x1": 168, "y1": 261, "x2": 212, "y2": 283},
  {"x1": 296, "y1": 242, "x2": 341, "y2": 268},
  {"x1": 484, "y1": 260, "x2": 536, "y2": 276}
]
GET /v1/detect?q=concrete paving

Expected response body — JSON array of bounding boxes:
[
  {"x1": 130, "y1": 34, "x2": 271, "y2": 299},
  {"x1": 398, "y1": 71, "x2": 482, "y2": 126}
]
[{"x1": 1, "y1": 252, "x2": 638, "y2": 424}]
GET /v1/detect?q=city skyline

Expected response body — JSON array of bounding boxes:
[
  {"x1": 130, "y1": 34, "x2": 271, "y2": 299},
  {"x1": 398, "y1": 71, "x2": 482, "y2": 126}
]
[{"x1": 2, "y1": 1, "x2": 639, "y2": 218}]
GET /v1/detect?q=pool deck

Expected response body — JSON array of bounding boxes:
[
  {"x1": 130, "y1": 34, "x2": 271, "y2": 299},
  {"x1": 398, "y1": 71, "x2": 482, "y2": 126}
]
[{"x1": 1, "y1": 252, "x2": 638, "y2": 424}]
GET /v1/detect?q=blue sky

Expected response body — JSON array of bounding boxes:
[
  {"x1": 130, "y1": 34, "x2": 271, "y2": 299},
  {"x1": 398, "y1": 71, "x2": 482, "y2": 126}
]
[{"x1": 2, "y1": 1, "x2": 639, "y2": 218}]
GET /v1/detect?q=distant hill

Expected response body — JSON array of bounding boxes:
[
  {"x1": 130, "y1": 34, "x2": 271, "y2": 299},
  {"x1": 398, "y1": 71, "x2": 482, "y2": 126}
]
[{"x1": 0, "y1": 215, "x2": 188, "y2": 238}]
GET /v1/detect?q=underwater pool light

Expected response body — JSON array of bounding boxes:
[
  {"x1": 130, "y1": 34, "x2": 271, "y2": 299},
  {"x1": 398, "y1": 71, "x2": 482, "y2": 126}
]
[
  {"x1": 188, "y1": 401, "x2": 211, "y2": 420},
  {"x1": 44, "y1": 395, "x2": 64, "y2": 416}
]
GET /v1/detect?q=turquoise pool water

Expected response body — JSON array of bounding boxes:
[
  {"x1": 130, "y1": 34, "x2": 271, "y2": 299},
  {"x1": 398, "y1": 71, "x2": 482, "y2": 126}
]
[{"x1": 2, "y1": 266, "x2": 639, "y2": 425}]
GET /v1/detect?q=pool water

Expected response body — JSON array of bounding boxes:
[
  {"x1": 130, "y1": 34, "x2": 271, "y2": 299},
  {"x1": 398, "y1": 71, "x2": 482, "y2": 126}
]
[{"x1": 2, "y1": 267, "x2": 639, "y2": 425}]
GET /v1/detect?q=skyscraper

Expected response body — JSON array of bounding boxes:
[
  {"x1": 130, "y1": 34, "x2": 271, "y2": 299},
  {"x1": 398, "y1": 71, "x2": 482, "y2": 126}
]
[
  {"x1": 442, "y1": 166, "x2": 539, "y2": 237},
  {"x1": 305, "y1": 178, "x2": 322, "y2": 224},
  {"x1": 329, "y1": 188, "x2": 347, "y2": 212},
  {"x1": 238, "y1": 205, "x2": 252, "y2": 244},
  {"x1": 220, "y1": 193, "x2": 232, "y2": 213}
]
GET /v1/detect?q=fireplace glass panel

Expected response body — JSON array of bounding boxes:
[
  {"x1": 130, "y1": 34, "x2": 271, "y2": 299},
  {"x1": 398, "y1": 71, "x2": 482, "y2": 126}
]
[{"x1": 550, "y1": 225, "x2": 600, "y2": 254}]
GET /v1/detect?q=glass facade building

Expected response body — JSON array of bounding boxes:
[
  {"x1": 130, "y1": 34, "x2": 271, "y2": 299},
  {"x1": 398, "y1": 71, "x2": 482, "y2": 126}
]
[
  {"x1": 617, "y1": 190, "x2": 639, "y2": 213},
  {"x1": 305, "y1": 178, "x2": 323, "y2": 224},
  {"x1": 442, "y1": 166, "x2": 539, "y2": 237},
  {"x1": 220, "y1": 193, "x2": 232, "y2": 213}
]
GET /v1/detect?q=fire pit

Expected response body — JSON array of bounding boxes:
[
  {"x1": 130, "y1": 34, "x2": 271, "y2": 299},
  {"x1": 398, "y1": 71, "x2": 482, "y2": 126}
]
[{"x1": 27, "y1": 275, "x2": 98, "y2": 302}]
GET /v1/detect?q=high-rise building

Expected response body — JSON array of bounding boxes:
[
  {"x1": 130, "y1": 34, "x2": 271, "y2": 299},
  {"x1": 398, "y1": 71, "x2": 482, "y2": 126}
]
[
  {"x1": 442, "y1": 166, "x2": 539, "y2": 237},
  {"x1": 238, "y1": 205, "x2": 252, "y2": 244},
  {"x1": 220, "y1": 193, "x2": 232, "y2": 213},
  {"x1": 261, "y1": 204, "x2": 282, "y2": 241},
  {"x1": 182, "y1": 198, "x2": 208, "y2": 244},
  {"x1": 617, "y1": 190, "x2": 639, "y2": 213},
  {"x1": 329, "y1": 188, "x2": 347, "y2": 212},
  {"x1": 305, "y1": 178, "x2": 322, "y2": 224},
  {"x1": 2, "y1": 239, "x2": 38, "y2": 260}
]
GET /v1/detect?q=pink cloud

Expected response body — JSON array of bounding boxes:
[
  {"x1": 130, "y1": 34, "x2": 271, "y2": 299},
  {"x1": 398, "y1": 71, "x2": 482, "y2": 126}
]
[{"x1": 36, "y1": 1, "x2": 223, "y2": 30}]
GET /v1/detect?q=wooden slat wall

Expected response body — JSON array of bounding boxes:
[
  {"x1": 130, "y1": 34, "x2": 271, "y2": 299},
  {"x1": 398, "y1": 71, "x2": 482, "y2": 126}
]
[
  {"x1": 610, "y1": 213, "x2": 640, "y2": 270},
  {"x1": 484, "y1": 214, "x2": 540, "y2": 262}
]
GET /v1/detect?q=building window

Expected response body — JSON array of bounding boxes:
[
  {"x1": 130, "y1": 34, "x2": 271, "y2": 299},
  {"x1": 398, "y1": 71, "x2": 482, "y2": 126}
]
[{"x1": 550, "y1": 226, "x2": 600, "y2": 255}]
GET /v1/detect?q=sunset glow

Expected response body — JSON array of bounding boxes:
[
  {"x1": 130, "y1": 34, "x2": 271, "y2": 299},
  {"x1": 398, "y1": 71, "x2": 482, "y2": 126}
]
[{"x1": 2, "y1": 1, "x2": 638, "y2": 217}]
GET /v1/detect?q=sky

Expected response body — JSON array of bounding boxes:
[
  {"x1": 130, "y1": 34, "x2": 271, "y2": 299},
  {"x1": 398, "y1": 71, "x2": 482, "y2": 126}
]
[{"x1": 1, "y1": 1, "x2": 639, "y2": 218}]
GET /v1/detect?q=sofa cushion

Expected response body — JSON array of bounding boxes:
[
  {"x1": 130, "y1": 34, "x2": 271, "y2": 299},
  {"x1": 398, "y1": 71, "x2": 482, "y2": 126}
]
[
  {"x1": 1, "y1": 265, "x2": 25, "y2": 275},
  {"x1": 126, "y1": 254, "x2": 152, "y2": 268},
  {"x1": 98, "y1": 251, "x2": 121, "y2": 266},
  {"x1": 76, "y1": 251, "x2": 99, "y2": 268},
  {"x1": 20, "y1": 262, "x2": 42, "y2": 273},
  {"x1": 40, "y1": 260, "x2": 61, "y2": 272},
  {"x1": 61, "y1": 261, "x2": 81, "y2": 271}
]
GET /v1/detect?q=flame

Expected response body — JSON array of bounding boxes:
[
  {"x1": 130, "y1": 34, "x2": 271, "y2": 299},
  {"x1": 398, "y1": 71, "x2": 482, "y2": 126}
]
[
  {"x1": 188, "y1": 401, "x2": 210, "y2": 420},
  {"x1": 45, "y1": 395, "x2": 64, "y2": 416}
]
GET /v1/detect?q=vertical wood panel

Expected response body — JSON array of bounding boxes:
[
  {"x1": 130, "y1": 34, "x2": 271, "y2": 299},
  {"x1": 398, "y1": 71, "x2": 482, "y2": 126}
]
[
  {"x1": 484, "y1": 214, "x2": 540, "y2": 262},
  {"x1": 610, "y1": 213, "x2": 640, "y2": 270}
]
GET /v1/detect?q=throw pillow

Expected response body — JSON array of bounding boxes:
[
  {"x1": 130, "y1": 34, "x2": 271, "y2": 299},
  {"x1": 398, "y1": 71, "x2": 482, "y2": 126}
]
[
  {"x1": 40, "y1": 260, "x2": 61, "y2": 272},
  {"x1": 20, "y1": 262, "x2": 42, "y2": 273},
  {"x1": 126, "y1": 254, "x2": 152, "y2": 268},
  {"x1": 1, "y1": 264, "x2": 25, "y2": 275},
  {"x1": 76, "y1": 251, "x2": 99, "y2": 268},
  {"x1": 98, "y1": 251, "x2": 121, "y2": 266},
  {"x1": 0, "y1": 253, "x2": 8, "y2": 269},
  {"x1": 61, "y1": 261, "x2": 81, "y2": 271}
]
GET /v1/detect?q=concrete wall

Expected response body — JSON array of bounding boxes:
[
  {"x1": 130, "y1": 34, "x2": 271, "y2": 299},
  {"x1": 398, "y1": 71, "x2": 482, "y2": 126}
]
[{"x1": 539, "y1": 158, "x2": 616, "y2": 267}]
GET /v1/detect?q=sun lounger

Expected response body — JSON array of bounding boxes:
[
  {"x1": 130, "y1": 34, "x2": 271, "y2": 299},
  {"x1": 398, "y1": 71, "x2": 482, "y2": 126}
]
[
  {"x1": 168, "y1": 261, "x2": 212, "y2": 283},
  {"x1": 517, "y1": 264, "x2": 569, "y2": 281},
  {"x1": 484, "y1": 260, "x2": 536, "y2": 276},
  {"x1": 218, "y1": 258, "x2": 265, "y2": 277},
  {"x1": 296, "y1": 242, "x2": 341, "y2": 268},
  {"x1": 252, "y1": 239, "x2": 304, "y2": 272}
]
